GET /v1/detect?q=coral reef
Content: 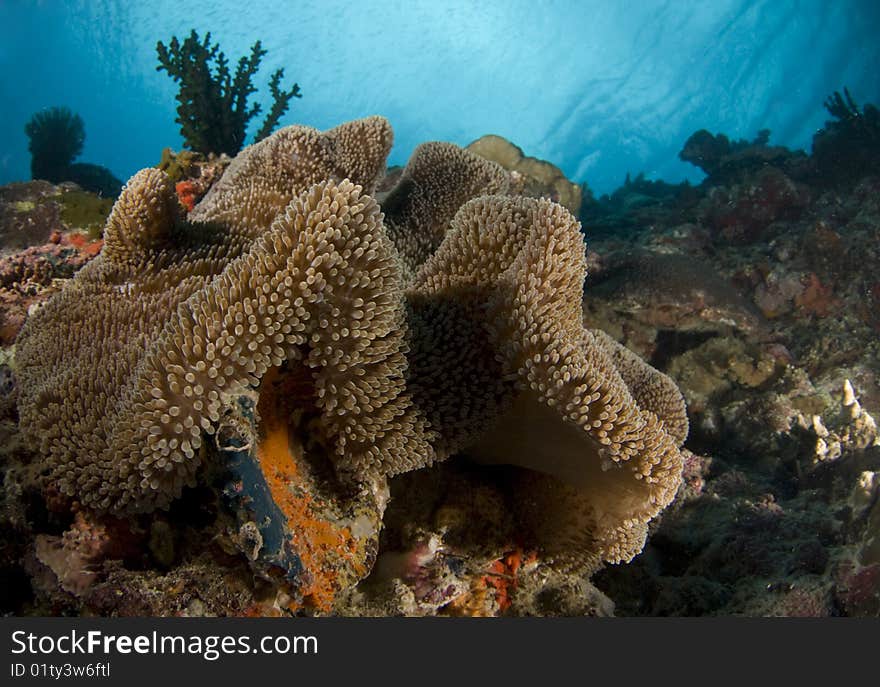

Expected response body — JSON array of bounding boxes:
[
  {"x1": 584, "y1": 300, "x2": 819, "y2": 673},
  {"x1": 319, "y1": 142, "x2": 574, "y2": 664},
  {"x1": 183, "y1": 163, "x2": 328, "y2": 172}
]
[
  {"x1": 0, "y1": 181, "x2": 66, "y2": 250},
  {"x1": 0, "y1": 182, "x2": 107, "y2": 345},
  {"x1": 342, "y1": 462, "x2": 615, "y2": 616},
  {"x1": 24, "y1": 107, "x2": 122, "y2": 198},
  {"x1": 584, "y1": 249, "x2": 765, "y2": 360},
  {"x1": 7, "y1": 85, "x2": 880, "y2": 617},
  {"x1": 678, "y1": 89, "x2": 880, "y2": 194},
  {"x1": 581, "y1": 97, "x2": 880, "y2": 616},
  {"x1": 12, "y1": 116, "x2": 687, "y2": 613},
  {"x1": 0, "y1": 182, "x2": 113, "y2": 251},
  {"x1": 678, "y1": 128, "x2": 809, "y2": 185},
  {"x1": 156, "y1": 30, "x2": 302, "y2": 156},
  {"x1": 697, "y1": 167, "x2": 811, "y2": 244}
]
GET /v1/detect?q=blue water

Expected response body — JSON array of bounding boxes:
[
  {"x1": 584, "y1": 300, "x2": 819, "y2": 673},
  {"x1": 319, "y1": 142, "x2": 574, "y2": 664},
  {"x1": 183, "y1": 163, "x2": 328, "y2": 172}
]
[{"x1": 1, "y1": 0, "x2": 878, "y2": 194}]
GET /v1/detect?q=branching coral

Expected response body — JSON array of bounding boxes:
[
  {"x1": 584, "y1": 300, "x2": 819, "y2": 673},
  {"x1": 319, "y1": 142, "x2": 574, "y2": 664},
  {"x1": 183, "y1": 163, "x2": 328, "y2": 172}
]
[
  {"x1": 823, "y1": 88, "x2": 873, "y2": 126},
  {"x1": 156, "y1": 30, "x2": 302, "y2": 156},
  {"x1": 17, "y1": 117, "x2": 687, "y2": 582},
  {"x1": 813, "y1": 87, "x2": 880, "y2": 184}
]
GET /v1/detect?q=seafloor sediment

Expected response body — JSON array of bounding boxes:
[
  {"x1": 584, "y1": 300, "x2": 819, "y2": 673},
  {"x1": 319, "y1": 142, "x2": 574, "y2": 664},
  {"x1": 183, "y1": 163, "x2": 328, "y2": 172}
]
[{"x1": 1, "y1": 113, "x2": 878, "y2": 617}]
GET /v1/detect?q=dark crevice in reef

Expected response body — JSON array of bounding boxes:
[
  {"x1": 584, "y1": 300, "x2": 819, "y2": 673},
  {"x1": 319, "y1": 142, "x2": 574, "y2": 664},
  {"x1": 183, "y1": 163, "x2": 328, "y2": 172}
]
[{"x1": 650, "y1": 329, "x2": 718, "y2": 371}]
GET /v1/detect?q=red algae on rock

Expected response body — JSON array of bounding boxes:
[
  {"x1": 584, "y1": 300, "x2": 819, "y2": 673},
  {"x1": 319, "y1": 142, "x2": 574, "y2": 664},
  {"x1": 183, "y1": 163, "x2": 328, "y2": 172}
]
[{"x1": 0, "y1": 234, "x2": 103, "y2": 345}]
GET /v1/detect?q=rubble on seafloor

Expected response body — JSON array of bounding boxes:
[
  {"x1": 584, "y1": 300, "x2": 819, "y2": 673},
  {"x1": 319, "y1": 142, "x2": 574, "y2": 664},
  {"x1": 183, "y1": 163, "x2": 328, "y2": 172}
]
[{"x1": 2, "y1": 110, "x2": 880, "y2": 617}]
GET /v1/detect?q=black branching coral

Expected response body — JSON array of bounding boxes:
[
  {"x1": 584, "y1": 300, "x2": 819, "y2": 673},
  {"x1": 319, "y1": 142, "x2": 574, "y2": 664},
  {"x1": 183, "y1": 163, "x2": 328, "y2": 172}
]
[
  {"x1": 813, "y1": 87, "x2": 880, "y2": 184},
  {"x1": 156, "y1": 29, "x2": 302, "y2": 156},
  {"x1": 822, "y1": 87, "x2": 876, "y2": 126}
]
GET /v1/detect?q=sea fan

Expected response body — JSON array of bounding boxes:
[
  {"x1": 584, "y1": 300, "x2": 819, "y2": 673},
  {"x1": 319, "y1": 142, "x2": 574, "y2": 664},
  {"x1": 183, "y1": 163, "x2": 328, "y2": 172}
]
[{"x1": 24, "y1": 107, "x2": 86, "y2": 182}]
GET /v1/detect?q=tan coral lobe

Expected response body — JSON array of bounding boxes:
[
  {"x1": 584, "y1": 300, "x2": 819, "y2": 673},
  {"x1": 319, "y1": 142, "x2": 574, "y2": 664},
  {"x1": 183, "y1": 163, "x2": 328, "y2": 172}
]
[
  {"x1": 382, "y1": 141, "x2": 522, "y2": 280},
  {"x1": 405, "y1": 193, "x2": 687, "y2": 568},
  {"x1": 190, "y1": 115, "x2": 394, "y2": 239},
  {"x1": 466, "y1": 133, "x2": 583, "y2": 216}
]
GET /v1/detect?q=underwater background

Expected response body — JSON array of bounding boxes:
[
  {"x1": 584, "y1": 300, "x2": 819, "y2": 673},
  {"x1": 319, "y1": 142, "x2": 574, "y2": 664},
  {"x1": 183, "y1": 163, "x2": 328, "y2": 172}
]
[
  {"x1": 1, "y1": 0, "x2": 880, "y2": 618},
  {"x1": 2, "y1": 0, "x2": 879, "y2": 193}
]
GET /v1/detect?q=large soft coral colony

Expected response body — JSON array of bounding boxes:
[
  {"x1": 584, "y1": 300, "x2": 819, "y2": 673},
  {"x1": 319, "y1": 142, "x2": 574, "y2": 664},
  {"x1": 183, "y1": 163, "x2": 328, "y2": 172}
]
[
  {"x1": 15, "y1": 116, "x2": 688, "y2": 600},
  {"x1": 16, "y1": 117, "x2": 409, "y2": 513},
  {"x1": 407, "y1": 195, "x2": 686, "y2": 567}
]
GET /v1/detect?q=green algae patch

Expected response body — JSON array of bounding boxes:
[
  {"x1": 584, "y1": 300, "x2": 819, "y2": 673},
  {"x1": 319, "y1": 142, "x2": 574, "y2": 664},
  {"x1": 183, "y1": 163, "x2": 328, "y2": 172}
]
[
  {"x1": 55, "y1": 190, "x2": 113, "y2": 237},
  {"x1": 157, "y1": 147, "x2": 201, "y2": 183},
  {"x1": 12, "y1": 201, "x2": 37, "y2": 213}
]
